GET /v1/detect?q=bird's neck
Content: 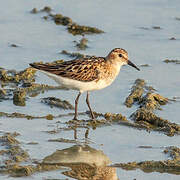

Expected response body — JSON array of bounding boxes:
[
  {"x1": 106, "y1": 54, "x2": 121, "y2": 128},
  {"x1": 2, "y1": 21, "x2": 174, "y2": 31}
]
[
  {"x1": 103, "y1": 58, "x2": 122, "y2": 80},
  {"x1": 106, "y1": 57, "x2": 123, "y2": 69}
]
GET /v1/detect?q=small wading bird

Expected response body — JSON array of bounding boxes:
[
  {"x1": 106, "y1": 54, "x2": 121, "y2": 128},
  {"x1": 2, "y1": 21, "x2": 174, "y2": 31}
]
[{"x1": 30, "y1": 48, "x2": 140, "y2": 120}]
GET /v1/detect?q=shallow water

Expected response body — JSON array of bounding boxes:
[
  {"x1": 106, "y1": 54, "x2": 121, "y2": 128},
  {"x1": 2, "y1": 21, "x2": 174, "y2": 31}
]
[{"x1": 0, "y1": 0, "x2": 180, "y2": 179}]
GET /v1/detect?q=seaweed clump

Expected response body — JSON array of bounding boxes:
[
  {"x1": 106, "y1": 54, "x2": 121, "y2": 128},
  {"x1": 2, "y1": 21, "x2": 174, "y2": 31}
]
[
  {"x1": 51, "y1": 12, "x2": 104, "y2": 35},
  {"x1": 131, "y1": 108, "x2": 180, "y2": 136},
  {"x1": 163, "y1": 59, "x2": 180, "y2": 64},
  {"x1": 0, "y1": 133, "x2": 35, "y2": 177},
  {"x1": 0, "y1": 62, "x2": 67, "y2": 105},
  {"x1": 0, "y1": 67, "x2": 36, "y2": 84},
  {"x1": 124, "y1": 79, "x2": 145, "y2": 108},
  {"x1": 41, "y1": 96, "x2": 74, "y2": 110},
  {"x1": 30, "y1": 6, "x2": 104, "y2": 35},
  {"x1": 112, "y1": 146, "x2": 180, "y2": 175},
  {"x1": 61, "y1": 50, "x2": 88, "y2": 59},
  {"x1": 124, "y1": 79, "x2": 180, "y2": 136},
  {"x1": 75, "y1": 37, "x2": 88, "y2": 50},
  {"x1": 67, "y1": 23, "x2": 104, "y2": 35},
  {"x1": 52, "y1": 14, "x2": 73, "y2": 26},
  {"x1": 13, "y1": 89, "x2": 26, "y2": 106},
  {"x1": 30, "y1": 6, "x2": 52, "y2": 14}
]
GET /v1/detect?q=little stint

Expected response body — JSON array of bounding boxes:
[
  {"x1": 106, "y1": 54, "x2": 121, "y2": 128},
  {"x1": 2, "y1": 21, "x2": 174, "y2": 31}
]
[{"x1": 30, "y1": 48, "x2": 140, "y2": 120}]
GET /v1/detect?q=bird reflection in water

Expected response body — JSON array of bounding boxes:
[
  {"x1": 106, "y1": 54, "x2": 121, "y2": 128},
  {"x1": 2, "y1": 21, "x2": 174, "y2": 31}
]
[{"x1": 42, "y1": 145, "x2": 118, "y2": 180}]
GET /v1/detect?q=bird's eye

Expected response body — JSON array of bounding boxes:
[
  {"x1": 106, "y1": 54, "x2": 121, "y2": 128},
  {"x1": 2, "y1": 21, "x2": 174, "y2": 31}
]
[{"x1": 119, "y1": 54, "x2": 123, "y2": 57}]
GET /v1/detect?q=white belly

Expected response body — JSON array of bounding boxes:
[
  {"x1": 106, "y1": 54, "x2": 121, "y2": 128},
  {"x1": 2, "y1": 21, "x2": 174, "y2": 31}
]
[{"x1": 38, "y1": 70, "x2": 116, "y2": 93}]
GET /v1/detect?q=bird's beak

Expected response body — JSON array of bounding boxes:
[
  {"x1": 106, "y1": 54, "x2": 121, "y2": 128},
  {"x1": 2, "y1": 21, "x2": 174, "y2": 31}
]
[{"x1": 127, "y1": 60, "x2": 140, "y2": 71}]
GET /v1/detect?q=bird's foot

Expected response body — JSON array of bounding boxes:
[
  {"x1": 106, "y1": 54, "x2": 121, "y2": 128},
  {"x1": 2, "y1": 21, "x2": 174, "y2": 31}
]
[{"x1": 73, "y1": 116, "x2": 78, "y2": 121}]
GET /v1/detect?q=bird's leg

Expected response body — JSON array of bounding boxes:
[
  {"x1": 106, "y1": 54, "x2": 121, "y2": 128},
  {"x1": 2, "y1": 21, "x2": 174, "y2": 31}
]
[
  {"x1": 73, "y1": 128, "x2": 77, "y2": 139},
  {"x1": 73, "y1": 92, "x2": 81, "y2": 120},
  {"x1": 86, "y1": 91, "x2": 95, "y2": 119}
]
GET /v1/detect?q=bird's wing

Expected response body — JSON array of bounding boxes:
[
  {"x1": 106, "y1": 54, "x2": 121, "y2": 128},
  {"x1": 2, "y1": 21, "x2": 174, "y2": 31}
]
[{"x1": 30, "y1": 57, "x2": 106, "y2": 82}]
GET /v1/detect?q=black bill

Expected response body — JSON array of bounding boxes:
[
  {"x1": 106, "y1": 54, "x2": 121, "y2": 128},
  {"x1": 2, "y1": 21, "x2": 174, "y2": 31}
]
[{"x1": 127, "y1": 60, "x2": 140, "y2": 71}]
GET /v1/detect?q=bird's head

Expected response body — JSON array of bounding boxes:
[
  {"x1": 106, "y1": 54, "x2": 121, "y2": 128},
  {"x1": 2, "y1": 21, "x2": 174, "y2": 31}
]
[{"x1": 107, "y1": 48, "x2": 140, "y2": 71}]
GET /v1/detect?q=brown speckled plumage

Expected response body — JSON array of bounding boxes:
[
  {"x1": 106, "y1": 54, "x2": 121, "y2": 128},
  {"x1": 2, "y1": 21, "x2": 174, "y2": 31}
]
[
  {"x1": 30, "y1": 48, "x2": 140, "y2": 120},
  {"x1": 30, "y1": 57, "x2": 107, "y2": 82},
  {"x1": 63, "y1": 163, "x2": 118, "y2": 180}
]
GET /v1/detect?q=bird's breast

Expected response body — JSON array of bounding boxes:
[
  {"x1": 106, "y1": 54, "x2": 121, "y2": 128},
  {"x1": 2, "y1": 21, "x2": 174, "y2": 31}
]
[{"x1": 98, "y1": 63, "x2": 121, "y2": 85}]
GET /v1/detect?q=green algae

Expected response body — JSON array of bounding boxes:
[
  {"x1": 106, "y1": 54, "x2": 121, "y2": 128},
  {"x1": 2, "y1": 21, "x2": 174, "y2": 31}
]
[
  {"x1": 48, "y1": 138, "x2": 77, "y2": 144},
  {"x1": 0, "y1": 111, "x2": 85, "y2": 120},
  {"x1": 41, "y1": 97, "x2": 74, "y2": 110},
  {"x1": 61, "y1": 50, "x2": 88, "y2": 59},
  {"x1": 140, "y1": 64, "x2": 150, "y2": 67},
  {"x1": 52, "y1": 13, "x2": 104, "y2": 35},
  {"x1": 104, "y1": 112, "x2": 128, "y2": 122},
  {"x1": 122, "y1": 78, "x2": 180, "y2": 136},
  {"x1": 9, "y1": 165, "x2": 35, "y2": 177},
  {"x1": 0, "y1": 133, "x2": 32, "y2": 177},
  {"x1": 0, "y1": 132, "x2": 63, "y2": 177},
  {"x1": 169, "y1": 37, "x2": 176, "y2": 40},
  {"x1": 0, "y1": 133, "x2": 20, "y2": 144},
  {"x1": 0, "y1": 88, "x2": 12, "y2": 101},
  {"x1": 124, "y1": 79, "x2": 145, "y2": 108},
  {"x1": 65, "y1": 111, "x2": 128, "y2": 130},
  {"x1": 67, "y1": 23, "x2": 104, "y2": 35},
  {"x1": 112, "y1": 146, "x2": 180, "y2": 175},
  {"x1": 31, "y1": 6, "x2": 104, "y2": 35},
  {"x1": 46, "y1": 114, "x2": 54, "y2": 120},
  {"x1": 25, "y1": 83, "x2": 68, "y2": 97},
  {"x1": 13, "y1": 89, "x2": 26, "y2": 106},
  {"x1": 75, "y1": 37, "x2": 88, "y2": 50},
  {"x1": 0, "y1": 111, "x2": 53, "y2": 120},
  {"x1": 0, "y1": 67, "x2": 36, "y2": 84},
  {"x1": 163, "y1": 59, "x2": 180, "y2": 64},
  {"x1": 53, "y1": 14, "x2": 73, "y2": 26},
  {"x1": 0, "y1": 65, "x2": 68, "y2": 105},
  {"x1": 26, "y1": 142, "x2": 38, "y2": 145},
  {"x1": 30, "y1": 6, "x2": 52, "y2": 14},
  {"x1": 152, "y1": 26, "x2": 161, "y2": 29},
  {"x1": 131, "y1": 107, "x2": 180, "y2": 136},
  {"x1": 31, "y1": 59, "x2": 64, "y2": 66},
  {"x1": 140, "y1": 92, "x2": 168, "y2": 110},
  {"x1": 10, "y1": 44, "x2": 19, "y2": 48},
  {"x1": 30, "y1": 8, "x2": 38, "y2": 14}
]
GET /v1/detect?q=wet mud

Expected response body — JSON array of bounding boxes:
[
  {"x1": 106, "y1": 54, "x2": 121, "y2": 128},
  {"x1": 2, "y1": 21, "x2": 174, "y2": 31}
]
[
  {"x1": 0, "y1": 66, "x2": 68, "y2": 106},
  {"x1": 0, "y1": 67, "x2": 36, "y2": 84},
  {"x1": 163, "y1": 59, "x2": 180, "y2": 64},
  {"x1": 169, "y1": 37, "x2": 176, "y2": 40},
  {"x1": 0, "y1": 133, "x2": 33, "y2": 177},
  {"x1": 1, "y1": 132, "x2": 179, "y2": 178},
  {"x1": 30, "y1": 6, "x2": 104, "y2": 36},
  {"x1": 41, "y1": 97, "x2": 74, "y2": 110},
  {"x1": 124, "y1": 79, "x2": 145, "y2": 108},
  {"x1": 140, "y1": 64, "x2": 150, "y2": 67},
  {"x1": 61, "y1": 50, "x2": 89, "y2": 59},
  {"x1": 74, "y1": 37, "x2": 88, "y2": 50},
  {"x1": 139, "y1": 26, "x2": 162, "y2": 30},
  {"x1": 9, "y1": 44, "x2": 20, "y2": 48},
  {"x1": 112, "y1": 146, "x2": 180, "y2": 175},
  {"x1": 122, "y1": 79, "x2": 180, "y2": 136}
]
